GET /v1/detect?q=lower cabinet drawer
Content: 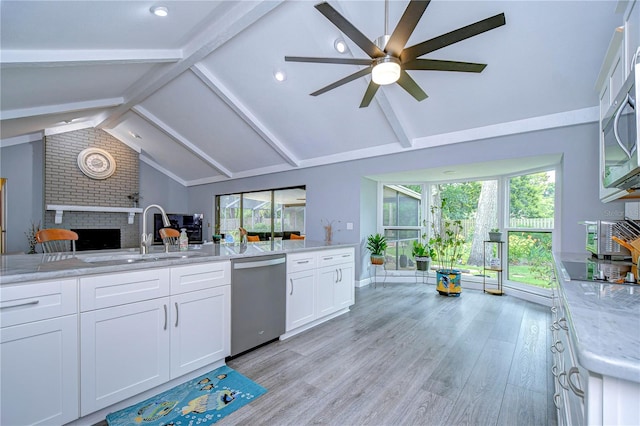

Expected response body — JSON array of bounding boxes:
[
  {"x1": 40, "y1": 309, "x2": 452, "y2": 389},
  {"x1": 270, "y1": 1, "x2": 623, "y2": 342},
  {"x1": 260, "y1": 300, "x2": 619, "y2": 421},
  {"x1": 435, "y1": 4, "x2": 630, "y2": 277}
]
[
  {"x1": 287, "y1": 253, "x2": 317, "y2": 273},
  {"x1": 80, "y1": 268, "x2": 170, "y2": 311},
  {"x1": 170, "y1": 261, "x2": 230, "y2": 294},
  {"x1": 318, "y1": 248, "x2": 354, "y2": 267},
  {"x1": 1, "y1": 278, "x2": 77, "y2": 328}
]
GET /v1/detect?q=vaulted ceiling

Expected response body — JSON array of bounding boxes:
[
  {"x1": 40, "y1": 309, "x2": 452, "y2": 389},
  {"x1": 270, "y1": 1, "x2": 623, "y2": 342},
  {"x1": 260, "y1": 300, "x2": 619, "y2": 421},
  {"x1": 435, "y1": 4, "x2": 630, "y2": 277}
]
[{"x1": 0, "y1": 1, "x2": 622, "y2": 186}]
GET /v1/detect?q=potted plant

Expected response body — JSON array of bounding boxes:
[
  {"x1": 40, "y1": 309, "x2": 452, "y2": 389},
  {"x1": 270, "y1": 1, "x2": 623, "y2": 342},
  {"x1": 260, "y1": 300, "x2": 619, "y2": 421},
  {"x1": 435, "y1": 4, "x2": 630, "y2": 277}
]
[
  {"x1": 488, "y1": 227, "x2": 503, "y2": 242},
  {"x1": 411, "y1": 230, "x2": 436, "y2": 272},
  {"x1": 429, "y1": 198, "x2": 464, "y2": 296},
  {"x1": 367, "y1": 233, "x2": 387, "y2": 265}
]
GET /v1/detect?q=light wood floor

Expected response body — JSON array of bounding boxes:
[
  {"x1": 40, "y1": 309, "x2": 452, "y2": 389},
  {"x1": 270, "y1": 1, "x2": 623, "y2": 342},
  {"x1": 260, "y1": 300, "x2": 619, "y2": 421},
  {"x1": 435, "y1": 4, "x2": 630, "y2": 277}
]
[
  {"x1": 222, "y1": 282, "x2": 558, "y2": 426},
  {"x1": 97, "y1": 281, "x2": 557, "y2": 426}
]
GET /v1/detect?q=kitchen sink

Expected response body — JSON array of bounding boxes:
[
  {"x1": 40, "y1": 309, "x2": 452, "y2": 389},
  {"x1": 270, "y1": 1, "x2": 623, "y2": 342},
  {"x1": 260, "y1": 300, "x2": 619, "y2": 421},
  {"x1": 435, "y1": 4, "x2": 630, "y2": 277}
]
[{"x1": 79, "y1": 251, "x2": 204, "y2": 264}]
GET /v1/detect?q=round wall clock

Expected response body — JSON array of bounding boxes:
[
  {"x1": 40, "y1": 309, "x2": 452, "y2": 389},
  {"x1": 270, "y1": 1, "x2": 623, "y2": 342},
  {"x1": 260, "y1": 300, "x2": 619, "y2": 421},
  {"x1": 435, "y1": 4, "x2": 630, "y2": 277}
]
[{"x1": 77, "y1": 148, "x2": 116, "y2": 179}]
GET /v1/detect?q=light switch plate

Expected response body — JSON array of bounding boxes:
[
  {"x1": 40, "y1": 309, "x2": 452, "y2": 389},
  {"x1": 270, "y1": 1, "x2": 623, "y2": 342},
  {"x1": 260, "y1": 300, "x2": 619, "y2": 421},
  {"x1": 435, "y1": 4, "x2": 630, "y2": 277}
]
[{"x1": 346, "y1": 222, "x2": 353, "y2": 230}]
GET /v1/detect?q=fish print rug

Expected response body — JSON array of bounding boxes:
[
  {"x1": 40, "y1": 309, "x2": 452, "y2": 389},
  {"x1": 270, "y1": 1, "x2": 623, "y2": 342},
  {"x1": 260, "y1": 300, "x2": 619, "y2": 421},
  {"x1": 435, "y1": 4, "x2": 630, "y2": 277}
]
[{"x1": 106, "y1": 365, "x2": 266, "y2": 425}]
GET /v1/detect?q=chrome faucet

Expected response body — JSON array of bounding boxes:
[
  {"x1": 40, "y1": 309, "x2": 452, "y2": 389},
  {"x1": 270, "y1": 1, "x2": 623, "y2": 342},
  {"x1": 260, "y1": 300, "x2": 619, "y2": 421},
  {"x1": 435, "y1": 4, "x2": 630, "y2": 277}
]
[{"x1": 140, "y1": 204, "x2": 171, "y2": 254}]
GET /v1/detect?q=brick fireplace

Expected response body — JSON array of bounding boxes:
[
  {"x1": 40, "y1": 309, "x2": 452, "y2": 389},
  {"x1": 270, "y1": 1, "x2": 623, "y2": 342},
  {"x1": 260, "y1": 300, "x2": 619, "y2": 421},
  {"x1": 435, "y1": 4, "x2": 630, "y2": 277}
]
[{"x1": 44, "y1": 128, "x2": 140, "y2": 249}]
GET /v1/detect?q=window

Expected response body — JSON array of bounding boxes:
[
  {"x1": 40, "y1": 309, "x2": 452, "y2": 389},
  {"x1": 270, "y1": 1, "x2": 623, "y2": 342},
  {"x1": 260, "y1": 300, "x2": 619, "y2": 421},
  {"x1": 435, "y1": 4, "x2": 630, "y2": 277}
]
[
  {"x1": 378, "y1": 168, "x2": 556, "y2": 288},
  {"x1": 507, "y1": 171, "x2": 555, "y2": 288},
  {"x1": 429, "y1": 181, "x2": 497, "y2": 276},
  {"x1": 215, "y1": 186, "x2": 305, "y2": 242},
  {"x1": 382, "y1": 185, "x2": 422, "y2": 270}
]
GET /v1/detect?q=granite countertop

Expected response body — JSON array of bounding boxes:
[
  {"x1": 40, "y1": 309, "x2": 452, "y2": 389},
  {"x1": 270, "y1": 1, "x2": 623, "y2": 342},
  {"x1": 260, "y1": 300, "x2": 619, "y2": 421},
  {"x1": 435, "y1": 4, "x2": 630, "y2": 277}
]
[
  {"x1": 554, "y1": 252, "x2": 640, "y2": 383},
  {"x1": 0, "y1": 240, "x2": 355, "y2": 285}
]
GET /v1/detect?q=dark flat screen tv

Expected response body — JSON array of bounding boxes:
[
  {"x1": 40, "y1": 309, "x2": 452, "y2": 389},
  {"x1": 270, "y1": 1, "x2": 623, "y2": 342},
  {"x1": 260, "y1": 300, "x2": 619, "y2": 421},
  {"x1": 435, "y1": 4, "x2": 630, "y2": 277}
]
[{"x1": 153, "y1": 213, "x2": 204, "y2": 244}]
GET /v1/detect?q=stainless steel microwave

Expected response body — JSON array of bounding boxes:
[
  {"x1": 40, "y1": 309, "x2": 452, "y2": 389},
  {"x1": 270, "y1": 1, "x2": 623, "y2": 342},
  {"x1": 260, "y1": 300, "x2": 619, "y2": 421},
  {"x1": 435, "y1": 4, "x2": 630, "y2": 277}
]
[{"x1": 602, "y1": 63, "x2": 640, "y2": 190}]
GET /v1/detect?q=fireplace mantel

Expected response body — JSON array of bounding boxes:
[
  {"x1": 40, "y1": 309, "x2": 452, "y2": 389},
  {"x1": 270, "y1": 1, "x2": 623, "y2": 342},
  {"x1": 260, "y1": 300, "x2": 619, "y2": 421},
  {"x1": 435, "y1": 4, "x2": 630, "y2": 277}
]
[{"x1": 46, "y1": 205, "x2": 143, "y2": 225}]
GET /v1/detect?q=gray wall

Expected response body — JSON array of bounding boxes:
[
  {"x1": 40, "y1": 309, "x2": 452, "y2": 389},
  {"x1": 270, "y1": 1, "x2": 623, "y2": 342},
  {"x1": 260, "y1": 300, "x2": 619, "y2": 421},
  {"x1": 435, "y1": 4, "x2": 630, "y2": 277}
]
[
  {"x1": 188, "y1": 121, "x2": 624, "y2": 280},
  {"x1": 140, "y1": 161, "x2": 189, "y2": 214},
  {"x1": 0, "y1": 140, "x2": 44, "y2": 253}
]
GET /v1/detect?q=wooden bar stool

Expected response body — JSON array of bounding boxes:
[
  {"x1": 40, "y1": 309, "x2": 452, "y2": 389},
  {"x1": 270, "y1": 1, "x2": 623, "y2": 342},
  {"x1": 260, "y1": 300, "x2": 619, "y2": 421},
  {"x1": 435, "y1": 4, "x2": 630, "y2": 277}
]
[
  {"x1": 35, "y1": 229, "x2": 78, "y2": 253},
  {"x1": 159, "y1": 227, "x2": 180, "y2": 251}
]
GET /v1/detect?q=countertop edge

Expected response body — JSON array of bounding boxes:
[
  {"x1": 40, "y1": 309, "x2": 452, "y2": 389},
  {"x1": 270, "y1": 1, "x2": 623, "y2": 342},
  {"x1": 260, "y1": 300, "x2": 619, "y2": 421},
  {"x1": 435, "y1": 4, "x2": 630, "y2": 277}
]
[
  {"x1": 554, "y1": 252, "x2": 640, "y2": 383},
  {"x1": 1, "y1": 241, "x2": 357, "y2": 286}
]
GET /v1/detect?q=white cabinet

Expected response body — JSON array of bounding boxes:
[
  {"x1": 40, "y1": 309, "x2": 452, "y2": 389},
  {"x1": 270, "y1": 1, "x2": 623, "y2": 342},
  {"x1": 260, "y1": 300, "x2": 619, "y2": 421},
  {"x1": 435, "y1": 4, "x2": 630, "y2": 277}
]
[
  {"x1": 316, "y1": 266, "x2": 338, "y2": 317},
  {"x1": 625, "y1": 0, "x2": 640, "y2": 75},
  {"x1": 79, "y1": 269, "x2": 171, "y2": 415},
  {"x1": 334, "y1": 261, "x2": 354, "y2": 309},
  {"x1": 80, "y1": 297, "x2": 170, "y2": 415},
  {"x1": 286, "y1": 253, "x2": 317, "y2": 331},
  {"x1": 597, "y1": 0, "x2": 640, "y2": 202},
  {"x1": 79, "y1": 262, "x2": 231, "y2": 415},
  {"x1": 285, "y1": 247, "x2": 355, "y2": 336},
  {"x1": 0, "y1": 278, "x2": 79, "y2": 426},
  {"x1": 317, "y1": 249, "x2": 355, "y2": 315},
  {"x1": 169, "y1": 262, "x2": 230, "y2": 378},
  {"x1": 550, "y1": 287, "x2": 586, "y2": 425}
]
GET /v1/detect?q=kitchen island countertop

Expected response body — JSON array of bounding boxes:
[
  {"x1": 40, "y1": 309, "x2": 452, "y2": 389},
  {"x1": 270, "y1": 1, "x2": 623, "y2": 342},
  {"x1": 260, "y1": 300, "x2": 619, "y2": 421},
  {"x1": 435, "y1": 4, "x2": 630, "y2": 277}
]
[
  {"x1": 0, "y1": 240, "x2": 355, "y2": 285},
  {"x1": 554, "y1": 252, "x2": 640, "y2": 383}
]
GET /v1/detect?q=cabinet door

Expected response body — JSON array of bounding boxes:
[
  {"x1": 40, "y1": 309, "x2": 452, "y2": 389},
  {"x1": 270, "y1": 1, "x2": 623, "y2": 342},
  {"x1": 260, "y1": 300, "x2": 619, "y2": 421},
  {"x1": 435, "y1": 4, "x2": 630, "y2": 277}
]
[
  {"x1": 1, "y1": 315, "x2": 78, "y2": 426},
  {"x1": 286, "y1": 269, "x2": 316, "y2": 331},
  {"x1": 334, "y1": 263, "x2": 354, "y2": 310},
  {"x1": 170, "y1": 286, "x2": 230, "y2": 378},
  {"x1": 80, "y1": 298, "x2": 170, "y2": 415},
  {"x1": 316, "y1": 266, "x2": 337, "y2": 317}
]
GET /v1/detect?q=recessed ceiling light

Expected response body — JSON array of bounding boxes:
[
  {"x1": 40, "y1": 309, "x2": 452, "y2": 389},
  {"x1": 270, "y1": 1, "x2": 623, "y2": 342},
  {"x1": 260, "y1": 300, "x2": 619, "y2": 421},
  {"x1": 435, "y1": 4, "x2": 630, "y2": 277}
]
[
  {"x1": 334, "y1": 39, "x2": 348, "y2": 54},
  {"x1": 150, "y1": 6, "x2": 168, "y2": 17},
  {"x1": 274, "y1": 70, "x2": 286, "y2": 82},
  {"x1": 443, "y1": 170, "x2": 456, "y2": 175},
  {"x1": 128, "y1": 131, "x2": 142, "y2": 139}
]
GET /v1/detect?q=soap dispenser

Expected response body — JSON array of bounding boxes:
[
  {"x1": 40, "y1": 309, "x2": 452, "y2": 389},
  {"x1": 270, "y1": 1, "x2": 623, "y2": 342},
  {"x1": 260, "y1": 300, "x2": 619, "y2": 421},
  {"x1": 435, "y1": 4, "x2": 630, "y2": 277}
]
[{"x1": 179, "y1": 228, "x2": 188, "y2": 251}]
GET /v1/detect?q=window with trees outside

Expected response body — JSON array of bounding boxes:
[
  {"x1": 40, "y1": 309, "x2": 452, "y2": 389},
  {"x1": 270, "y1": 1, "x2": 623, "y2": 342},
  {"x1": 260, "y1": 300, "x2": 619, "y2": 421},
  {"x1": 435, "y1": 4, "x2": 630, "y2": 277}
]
[
  {"x1": 382, "y1": 185, "x2": 422, "y2": 270},
  {"x1": 215, "y1": 186, "x2": 306, "y2": 242},
  {"x1": 380, "y1": 169, "x2": 555, "y2": 289}
]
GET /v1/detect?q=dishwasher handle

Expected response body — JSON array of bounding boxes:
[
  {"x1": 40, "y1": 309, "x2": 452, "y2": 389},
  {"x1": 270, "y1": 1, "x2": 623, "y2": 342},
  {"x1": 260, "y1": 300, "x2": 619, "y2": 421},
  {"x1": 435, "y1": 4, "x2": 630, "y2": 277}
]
[{"x1": 233, "y1": 257, "x2": 286, "y2": 270}]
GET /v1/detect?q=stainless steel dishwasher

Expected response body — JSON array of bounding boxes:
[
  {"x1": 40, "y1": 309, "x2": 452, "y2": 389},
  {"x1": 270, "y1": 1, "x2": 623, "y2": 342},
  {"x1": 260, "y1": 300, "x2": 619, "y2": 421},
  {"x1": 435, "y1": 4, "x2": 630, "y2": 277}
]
[{"x1": 230, "y1": 254, "x2": 286, "y2": 357}]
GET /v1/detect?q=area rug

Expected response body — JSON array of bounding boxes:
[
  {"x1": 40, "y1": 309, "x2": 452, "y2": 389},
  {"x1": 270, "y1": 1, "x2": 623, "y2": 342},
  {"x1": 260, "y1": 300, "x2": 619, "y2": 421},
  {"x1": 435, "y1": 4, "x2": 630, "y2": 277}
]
[{"x1": 106, "y1": 365, "x2": 266, "y2": 425}]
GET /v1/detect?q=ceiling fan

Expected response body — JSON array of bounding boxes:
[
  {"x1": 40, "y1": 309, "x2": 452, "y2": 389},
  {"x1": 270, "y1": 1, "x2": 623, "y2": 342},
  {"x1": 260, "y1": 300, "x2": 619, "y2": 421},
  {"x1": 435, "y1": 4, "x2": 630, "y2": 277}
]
[{"x1": 285, "y1": 0, "x2": 506, "y2": 108}]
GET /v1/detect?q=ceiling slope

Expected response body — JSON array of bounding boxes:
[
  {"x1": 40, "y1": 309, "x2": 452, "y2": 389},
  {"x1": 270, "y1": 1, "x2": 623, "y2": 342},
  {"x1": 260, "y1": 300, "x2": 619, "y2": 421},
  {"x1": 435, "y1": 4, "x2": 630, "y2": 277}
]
[{"x1": 0, "y1": 1, "x2": 621, "y2": 185}]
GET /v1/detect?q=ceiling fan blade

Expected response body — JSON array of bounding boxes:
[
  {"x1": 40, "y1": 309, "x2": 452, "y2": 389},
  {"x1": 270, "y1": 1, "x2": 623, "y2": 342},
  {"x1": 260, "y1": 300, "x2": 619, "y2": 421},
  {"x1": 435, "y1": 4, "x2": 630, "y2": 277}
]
[
  {"x1": 396, "y1": 70, "x2": 428, "y2": 101},
  {"x1": 401, "y1": 13, "x2": 506, "y2": 62},
  {"x1": 385, "y1": 0, "x2": 431, "y2": 57},
  {"x1": 404, "y1": 59, "x2": 487, "y2": 72},
  {"x1": 315, "y1": 2, "x2": 385, "y2": 58},
  {"x1": 285, "y1": 56, "x2": 374, "y2": 66},
  {"x1": 310, "y1": 67, "x2": 373, "y2": 96},
  {"x1": 359, "y1": 81, "x2": 380, "y2": 108}
]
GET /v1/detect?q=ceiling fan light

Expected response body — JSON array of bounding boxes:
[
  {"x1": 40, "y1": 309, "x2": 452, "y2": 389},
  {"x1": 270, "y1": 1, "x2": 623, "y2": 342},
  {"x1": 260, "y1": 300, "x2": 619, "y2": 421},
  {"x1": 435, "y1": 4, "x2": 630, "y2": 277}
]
[{"x1": 372, "y1": 57, "x2": 401, "y2": 85}]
